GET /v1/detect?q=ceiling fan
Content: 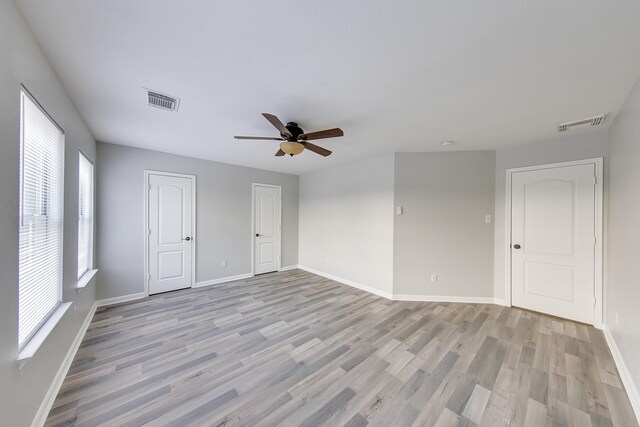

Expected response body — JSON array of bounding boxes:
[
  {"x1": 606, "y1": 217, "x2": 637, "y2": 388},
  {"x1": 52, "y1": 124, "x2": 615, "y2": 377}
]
[{"x1": 235, "y1": 113, "x2": 344, "y2": 157}]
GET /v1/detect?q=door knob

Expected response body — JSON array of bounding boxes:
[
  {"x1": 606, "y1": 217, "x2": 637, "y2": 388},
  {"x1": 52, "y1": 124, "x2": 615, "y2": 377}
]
[
  {"x1": 513, "y1": 243, "x2": 521, "y2": 249},
  {"x1": 255, "y1": 233, "x2": 261, "y2": 237},
  {"x1": 183, "y1": 236, "x2": 191, "y2": 241}
]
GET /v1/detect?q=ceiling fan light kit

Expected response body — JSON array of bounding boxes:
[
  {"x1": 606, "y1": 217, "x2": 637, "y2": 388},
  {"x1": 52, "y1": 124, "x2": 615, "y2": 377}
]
[
  {"x1": 280, "y1": 141, "x2": 304, "y2": 156},
  {"x1": 235, "y1": 113, "x2": 344, "y2": 157}
]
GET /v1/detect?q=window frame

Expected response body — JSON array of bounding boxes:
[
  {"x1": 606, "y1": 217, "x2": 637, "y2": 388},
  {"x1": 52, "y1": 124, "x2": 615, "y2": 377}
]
[
  {"x1": 77, "y1": 150, "x2": 94, "y2": 281},
  {"x1": 18, "y1": 87, "x2": 66, "y2": 351}
]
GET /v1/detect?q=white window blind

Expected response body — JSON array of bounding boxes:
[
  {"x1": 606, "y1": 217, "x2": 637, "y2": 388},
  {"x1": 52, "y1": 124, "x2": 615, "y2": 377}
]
[
  {"x1": 18, "y1": 89, "x2": 65, "y2": 349},
  {"x1": 78, "y1": 152, "x2": 94, "y2": 279}
]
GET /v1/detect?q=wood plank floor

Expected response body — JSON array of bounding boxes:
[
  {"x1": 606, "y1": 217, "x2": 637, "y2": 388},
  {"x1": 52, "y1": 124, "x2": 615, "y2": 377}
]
[{"x1": 46, "y1": 270, "x2": 638, "y2": 426}]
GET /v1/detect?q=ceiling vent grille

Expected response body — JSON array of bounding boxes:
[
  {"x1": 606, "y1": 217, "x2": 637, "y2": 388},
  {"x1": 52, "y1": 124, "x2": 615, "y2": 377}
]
[
  {"x1": 146, "y1": 90, "x2": 180, "y2": 112},
  {"x1": 557, "y1": 114, "x2": 607, "y2": 132}
]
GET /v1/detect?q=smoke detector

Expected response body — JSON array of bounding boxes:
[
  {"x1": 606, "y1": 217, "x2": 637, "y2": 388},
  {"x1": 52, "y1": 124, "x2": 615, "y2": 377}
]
[
  {"x1": 145, "y1": 89, "x2": 180, "y2": 112},
  {"x1": 557, "y1": 114, "x2": 606, "y2": 132}
]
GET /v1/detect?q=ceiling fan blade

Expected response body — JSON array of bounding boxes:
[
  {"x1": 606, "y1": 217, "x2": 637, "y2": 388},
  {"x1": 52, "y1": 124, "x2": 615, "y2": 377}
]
[
  {"x1": 275, "y1": 149, "x2": 286, "y2": 156},
  {"x1": 303, "y1": 142, "x2": 332, "y2": 157},
  {"x1": 234, "y1": 136, "x2": 282, "y2": 140},
  {"x1": 262, "y1": 113, "x2": 292, "y2": 137},
  {"x1": 299, "y1": 128, "x2": 343, "y2": 141}
]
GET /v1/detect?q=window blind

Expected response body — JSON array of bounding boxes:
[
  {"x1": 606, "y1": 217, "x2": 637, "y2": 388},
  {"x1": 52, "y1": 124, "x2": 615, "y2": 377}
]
[
  {"x1": 18, "y1": 89, "x2": 65, "y2": 348},
  {"x1": 78, "y1": 152, "x2": 93, "y2": 279}
]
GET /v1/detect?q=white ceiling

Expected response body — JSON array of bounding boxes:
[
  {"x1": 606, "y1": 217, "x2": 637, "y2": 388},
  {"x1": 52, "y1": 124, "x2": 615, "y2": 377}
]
[{"x1": 16, "y1": 0, "x2": 640, "y2": 175}]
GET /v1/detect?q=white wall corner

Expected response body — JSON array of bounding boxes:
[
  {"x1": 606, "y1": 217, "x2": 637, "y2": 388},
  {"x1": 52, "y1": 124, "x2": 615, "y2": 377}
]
[
  {"x1": 297, "y1": 265, "x2": 394, "y2": 300},
  {"x1": 96, "y1": 292, "x2": 146, "y2": 307},
  {"x1": 30, "y1": 302, "x2": 97, "y2": 427},
  {"x1": 194, "y1": 273, "x2": 253, "y2": 288},
  {"x1": 279, "y1": 265, "x2": 299, "y2": 272},
  {"x1": 602, "y1": 325, "x2": 640, "y2": 422},
  {"x1": 492, "y1": 298, "x2": 509, "y2": 306}
]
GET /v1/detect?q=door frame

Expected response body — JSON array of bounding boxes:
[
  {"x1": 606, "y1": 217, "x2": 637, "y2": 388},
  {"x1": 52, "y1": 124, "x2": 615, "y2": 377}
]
[
  {"x1": 251, "y1": 183, "x2": 282, "y2": 276},
  {"x1": 504, "y1": 158, "x2": 603, "y2": 327},
  {"x1": 143, "y1": 170, "x2": 197, "y2": 297}
]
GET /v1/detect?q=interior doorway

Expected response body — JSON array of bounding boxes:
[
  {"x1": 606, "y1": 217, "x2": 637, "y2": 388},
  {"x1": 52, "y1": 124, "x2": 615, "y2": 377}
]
[
  {"x1": 145, "y1": 171, "x2": 196, "y2": 295},
  {"x1": 506, "y1": 159, "x2": 603, "y2": 325},
  {"x1": 252, "y1": 183, "x2": 282, "y2": 275}
]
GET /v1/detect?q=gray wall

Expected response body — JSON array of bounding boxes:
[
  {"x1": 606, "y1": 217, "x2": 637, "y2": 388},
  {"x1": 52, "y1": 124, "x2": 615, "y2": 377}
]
[
  {"x1": 298, "y1": 154, "x2": 395, "y2": 295},
  {"x1": 393, "y1": 152, "x2": 495, "y2": 298},
  {"x1": 0, "y1": 1, "x2": 98, "y2": 425},
  {"x1": 608, "y1": 76, "x2": 640, "y2": 399},
  {"x1": 96, "y1": 142, "x2": 299, "y2": 300},
  {"x1": 493, "y1": 130, "x2": 609, "y2": 301}
]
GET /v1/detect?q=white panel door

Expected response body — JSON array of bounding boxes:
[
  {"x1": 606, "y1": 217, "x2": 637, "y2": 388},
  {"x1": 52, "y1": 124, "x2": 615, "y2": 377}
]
[
  {"x1": 148, "y1": 174, "x2": 194, "y2": 294},
  {"x1": 511, "y1": 164, "x2": 596, "y2": 323},
  {"x1": 254, "y1": 185, "x2": 280, "y2": 275}
]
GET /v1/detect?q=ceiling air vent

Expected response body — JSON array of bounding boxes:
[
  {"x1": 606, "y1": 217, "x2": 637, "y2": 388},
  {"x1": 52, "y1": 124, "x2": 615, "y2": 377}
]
[
  {"x1": 557, "y1": 114, "x2": 607, "y2": 132},
  {"x1": 146, "y1": 89, "x2": 180, "y2": 112}
]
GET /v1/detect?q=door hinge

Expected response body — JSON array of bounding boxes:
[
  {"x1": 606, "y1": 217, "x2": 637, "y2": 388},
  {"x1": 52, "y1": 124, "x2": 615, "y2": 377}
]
[
  {"x1": 594, "y1": 236, "x2": 597, "y2": 246},
  {"x1": 594, "y1": 176, "x2": 598, "y2": 185},
  {"x1": 147, "y1": 273, "x2": 151, "y2": 281},
  {"x1": 148, "y1": 229, "x2": 151, "y2": 236},
  {"x1": 593, "y1": 296, "x2": 597, "y2": 306}
]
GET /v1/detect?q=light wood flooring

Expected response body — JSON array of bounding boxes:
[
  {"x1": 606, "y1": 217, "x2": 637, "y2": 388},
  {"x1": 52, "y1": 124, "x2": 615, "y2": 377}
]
[{"x1": 46, "y1": 270, "x2": 638, "y2": 426}]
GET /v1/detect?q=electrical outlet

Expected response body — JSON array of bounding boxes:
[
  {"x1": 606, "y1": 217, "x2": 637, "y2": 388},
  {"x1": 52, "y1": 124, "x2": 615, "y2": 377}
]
[
  {"x1": 485, "y1": 215, "x2": 492, "y2": 224},
  {"x1": 221, "y1": 260, "x2": 227, "y2": 268},
  {"x1": 430, "y1": 274, "x2": 438, "y2": 283}
]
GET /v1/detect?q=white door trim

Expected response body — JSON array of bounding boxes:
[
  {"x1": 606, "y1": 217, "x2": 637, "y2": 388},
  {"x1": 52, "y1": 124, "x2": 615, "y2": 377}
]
[
  {"x1": 504, "y1": 158, "x2": 603, "y2": 327},
  {"x1": 251, "y1": 183, "x2": 282, "y2": 276},
  {"x1": 144, "y1": 170, "x2": 197, "y2": 297}
]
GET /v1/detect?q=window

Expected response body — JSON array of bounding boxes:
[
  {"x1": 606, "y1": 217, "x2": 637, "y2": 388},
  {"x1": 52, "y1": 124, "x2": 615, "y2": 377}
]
[
  {"x1": 18, "y1": 89, "x2": 65, "y2": 349},
  {"x1": 78, "y1": 152, "x2": 94, "y2": 280}
]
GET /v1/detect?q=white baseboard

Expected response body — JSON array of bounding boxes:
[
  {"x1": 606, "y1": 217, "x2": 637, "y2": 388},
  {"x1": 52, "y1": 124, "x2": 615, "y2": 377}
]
[
  {"x1": 392, "y1": 294, "x2": 497, "y2": 304},
  {"x1": 297, "y1": 265, "x2": 394, "y2": 300},
  {"x1": 297, "y1": 266, "x2": 508, "y2": 305},
  {"x1": 96, "y1": 292, "x2": 145, "y2": 307},
  {"x1": 602, "y1": 325, "x2": 640, "y2": 421},
  {"x1": 194, "y1": 273, "x2": 253, "y2": 288},
  {"x1": 279, "y1": 265, "x2": 299, "y2": 272},
  {"x1": 31, "y1": 302, "x2": 97, "y2": 427}
]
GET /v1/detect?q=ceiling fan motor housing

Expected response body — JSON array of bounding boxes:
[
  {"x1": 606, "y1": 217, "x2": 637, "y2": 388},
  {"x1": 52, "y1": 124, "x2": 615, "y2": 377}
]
[{"x1": 284, "y1": 122, "x2": 305, "y2": 141}]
